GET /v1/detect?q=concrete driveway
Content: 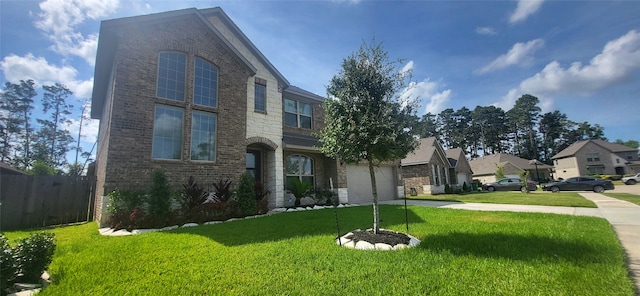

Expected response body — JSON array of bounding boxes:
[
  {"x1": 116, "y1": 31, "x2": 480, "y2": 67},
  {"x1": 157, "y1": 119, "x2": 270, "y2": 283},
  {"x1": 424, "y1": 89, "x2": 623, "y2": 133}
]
[{"x1": 610, "y1": 183, "x2": 640, "y2": 195}]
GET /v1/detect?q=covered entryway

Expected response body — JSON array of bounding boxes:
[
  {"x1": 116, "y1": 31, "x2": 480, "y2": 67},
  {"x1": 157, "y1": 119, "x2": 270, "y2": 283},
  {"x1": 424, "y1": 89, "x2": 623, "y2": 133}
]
[{"x1": 346, "y1": 164, "x2": 396, "y2": 204}]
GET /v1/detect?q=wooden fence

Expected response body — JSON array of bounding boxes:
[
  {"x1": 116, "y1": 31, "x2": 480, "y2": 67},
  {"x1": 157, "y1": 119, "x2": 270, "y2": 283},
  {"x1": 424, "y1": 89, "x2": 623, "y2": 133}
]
[{"x1": 1, "y1": 175, "x2": 95, "y2": 231}]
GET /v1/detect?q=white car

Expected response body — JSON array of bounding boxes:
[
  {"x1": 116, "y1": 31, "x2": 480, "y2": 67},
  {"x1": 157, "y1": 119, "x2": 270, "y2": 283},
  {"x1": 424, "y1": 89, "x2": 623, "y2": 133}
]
[{"x1": 622, "y1": 173, "x2": 640, "y2": 185}]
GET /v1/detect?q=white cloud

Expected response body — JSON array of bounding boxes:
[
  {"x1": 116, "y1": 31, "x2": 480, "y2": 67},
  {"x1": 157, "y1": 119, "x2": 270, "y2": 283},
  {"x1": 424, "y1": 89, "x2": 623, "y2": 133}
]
[
  {"x1": 35, "y1": 0, "x2": 120, "y2": 65},
  {"x1": 496, "y1": 30, "x2": 640, "y2": 109},
  {"x1": 401, "y1": 60, "x2": 414, "y2": 74},
  {"x1": 476, "y1": 39, "x2": 544, "y2": 74},
  {"x1": 1, "y1": 53, "x2": 94, "y2": 100},
  {"x1": 1, "y1": 53, "x2": 77, "y2": 84},
  {"x1": 509, "y1": 0, "x2": 544, "y2": 24},
  {"x1": 402, "y1": 79, "x2": 452, "y2": 114},
  {"x1": 475, "y1": 26, "x2": 497, "y2": 36}
]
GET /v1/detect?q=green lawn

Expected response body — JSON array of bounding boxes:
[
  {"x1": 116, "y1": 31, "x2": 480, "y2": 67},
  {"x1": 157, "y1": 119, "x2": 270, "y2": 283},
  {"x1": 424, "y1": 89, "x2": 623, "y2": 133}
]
[
  {"x1": 4, "y1": 205, "x2": 634, "y2": 295},
  {"x1": 604, "y1": 193, "x2": 640, "y2": 206},
  {"x1": 409, "y1": 191, "x2": 597, "y2": 208}
]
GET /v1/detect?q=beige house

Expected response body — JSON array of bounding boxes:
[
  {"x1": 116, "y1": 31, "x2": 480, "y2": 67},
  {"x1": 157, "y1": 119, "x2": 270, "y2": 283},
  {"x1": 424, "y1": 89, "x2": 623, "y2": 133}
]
[
  {"x1": 551, "y1": 139, "x2": 640, "y2": 180},
  {"x1": 445, "y1": 148, "x2": 473, "y2": 188},
  {"x1": 469, "y1": 153, "x2": 553, "y2": 184}
]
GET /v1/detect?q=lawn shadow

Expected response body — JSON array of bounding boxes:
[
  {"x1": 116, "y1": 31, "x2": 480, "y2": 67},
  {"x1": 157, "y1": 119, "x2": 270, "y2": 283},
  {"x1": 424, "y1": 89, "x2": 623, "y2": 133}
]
[
  {"x1": 418, "y1": 231, "x2": 609, "y2": 264},
  {"x1": 167, "y1": 205, "x2": 425, "y2": 246}
]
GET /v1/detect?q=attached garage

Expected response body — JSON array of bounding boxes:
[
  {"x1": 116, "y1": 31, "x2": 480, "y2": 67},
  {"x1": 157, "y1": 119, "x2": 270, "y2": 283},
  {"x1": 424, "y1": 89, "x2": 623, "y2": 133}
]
[{"x1": 346, "y1": 164, "x2": 397, "y2": 204}]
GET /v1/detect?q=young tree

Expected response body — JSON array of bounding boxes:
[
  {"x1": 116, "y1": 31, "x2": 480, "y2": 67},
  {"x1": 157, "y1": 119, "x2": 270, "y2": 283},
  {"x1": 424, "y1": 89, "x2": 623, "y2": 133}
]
[{"x1": 318, "y1": 40, "x2": 419, "y2": 234}]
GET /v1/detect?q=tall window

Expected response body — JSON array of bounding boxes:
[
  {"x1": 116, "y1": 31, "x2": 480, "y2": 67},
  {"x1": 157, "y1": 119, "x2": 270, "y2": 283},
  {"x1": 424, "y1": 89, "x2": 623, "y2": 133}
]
[
  {"x1": 254, "y1": 82, "x2": 266, "y2": 112},
  {"x1": 586, "y1": 153, "x2": 600, "y2": 162},
  {"x1": 286, "y1": 155, "x2": 314, "y2": 188},
  {"x1": 284, "y1": 98, "x2": 312, "y2": 129},
  {"x1": 157, "y1": 52, "x2": 186, "y2": 101},
  {"x1": 191, "y1": 111, "x2": 216, "y2": 161},
  {"x1": 194, "y1": 58, "x2": 218, "y2": 107},
  {"x1": 152, "y1": 105, "x2": 184, "y2": 159}
]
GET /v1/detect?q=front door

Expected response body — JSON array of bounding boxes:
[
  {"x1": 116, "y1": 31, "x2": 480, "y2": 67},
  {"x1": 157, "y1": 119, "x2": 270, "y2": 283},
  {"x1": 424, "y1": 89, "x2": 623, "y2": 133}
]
[{"x1": 246, "y1": 150, "x2": 261, "y2": 181}]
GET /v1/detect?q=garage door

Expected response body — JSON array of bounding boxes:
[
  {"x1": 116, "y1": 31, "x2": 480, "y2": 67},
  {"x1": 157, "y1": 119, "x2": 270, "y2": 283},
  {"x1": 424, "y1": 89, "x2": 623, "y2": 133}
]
[{"x1": 346, "y1": 164, "x2": 396, "y2": 204}]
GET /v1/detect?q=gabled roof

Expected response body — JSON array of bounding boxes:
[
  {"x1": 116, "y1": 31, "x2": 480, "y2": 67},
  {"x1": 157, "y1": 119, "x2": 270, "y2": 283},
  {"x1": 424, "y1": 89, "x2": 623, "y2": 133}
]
[
  {"x1": 91, "y1": 7, "x2": 281, "y2": 119},
  {"x1": 445, "y1": 148, "x2": 463, "y2": 167},
  {"x1": 0, "y1": 162, "x2": 26, "y2": 175},
  {"x1": 469, "y1": 153, "x2": 552, "y2": 176},
  {"x1": 284, "y1": 86, "x2": 325, "y2": 102},
  {"x1": 401, "y1": 137, "x2": 449, "y2": 166},
  {"x1": 552, "y1": 139, "x2": 638, "y2": 159},
  {"x1": 199, "y1": 7, "x2": 290, "y2": 87}
]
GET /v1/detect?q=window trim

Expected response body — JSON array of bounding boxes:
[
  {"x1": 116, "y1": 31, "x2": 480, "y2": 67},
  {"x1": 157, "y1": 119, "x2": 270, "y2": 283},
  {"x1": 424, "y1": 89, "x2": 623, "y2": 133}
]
[
  {"x1": 156, "y1": 51, "x2": 187, "y2": 102},
  {"x1": 586, "y1": 153, "x2": 600, "y2": 162},
  {"x1": 190, "y1": 110, "x2": 217, "y2": 162},
  {"x1": 285, "y1": 154, "x2": 315, "y2": 188},
  {"x1": 254, "y1": 79, "x2": 267, "y2": 113},
  {"x1": 193, "y1": 57, "x2": 219, "y2": 108},
  {"x1": 284, "y1": 98, "x2": 312, "y2": 129},
  {"x1": 152, "y1": 104, "x2": 184, "y2": 160}
]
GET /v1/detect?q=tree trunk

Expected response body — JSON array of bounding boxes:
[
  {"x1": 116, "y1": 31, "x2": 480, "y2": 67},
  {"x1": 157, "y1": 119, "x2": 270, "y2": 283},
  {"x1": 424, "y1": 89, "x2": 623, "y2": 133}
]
[{"x1": 368, "y1": 161, "x2": 380, "y2": 234}]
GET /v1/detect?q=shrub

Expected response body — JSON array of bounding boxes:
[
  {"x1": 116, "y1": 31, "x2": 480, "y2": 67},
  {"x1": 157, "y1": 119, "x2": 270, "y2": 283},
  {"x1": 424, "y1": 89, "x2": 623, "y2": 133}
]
[
  {"x1": 13, "y1": 232, "x2": 56, "y2": 283},
  {"x1": 462, "y1": 182, "x2": 468, "y2": 192},
  {"x1": 444, "y1": 184, "x2": 452, "y2": 194},
  {"x1": 106, "y1": 190, "x2": 146, "y2": 230},
  {"x1": 288, "y1": 178, "x2": 313, "y2": 207},
  {"x1": 1, "y1": 234, "x2": 18, "y2": 293},
  {"x1": 180, "y1": 176, "x2": 208, "y2": 211},
  {"x1": 106, "y1": 190, "x2": 146, "y2": 216},
  {"x1": 148, "y1": 170, "x2": 173, "y2": 220},
  {"x1": 213, "y1": 179, "x2": 233, "y2": 202},
  {"x1": 237, "y1": 173, "x2": 257, "y2": 216},
  {"x1": 254, "y1": 181, "x2": 270, "y2": 214}
]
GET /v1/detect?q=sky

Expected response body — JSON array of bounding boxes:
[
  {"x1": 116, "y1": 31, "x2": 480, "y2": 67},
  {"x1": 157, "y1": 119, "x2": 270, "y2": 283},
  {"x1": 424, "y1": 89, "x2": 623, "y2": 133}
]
[{"x1": 1, "y1": 0, "x2": 640, "y2": 166}]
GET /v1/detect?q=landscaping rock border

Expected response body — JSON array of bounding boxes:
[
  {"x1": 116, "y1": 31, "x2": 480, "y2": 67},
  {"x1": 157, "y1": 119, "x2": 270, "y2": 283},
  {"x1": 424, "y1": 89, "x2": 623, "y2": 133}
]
[{"x1": 99, "y1": 204, "x2": 359, "y2": 236}]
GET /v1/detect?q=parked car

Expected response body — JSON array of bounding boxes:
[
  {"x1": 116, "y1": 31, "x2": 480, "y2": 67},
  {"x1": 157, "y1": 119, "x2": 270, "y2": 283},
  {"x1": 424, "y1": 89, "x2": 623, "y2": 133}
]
[
  {"x1": 622, "y1": 173, "x2": 640, "y2": 185},
  {"x1": 482, "y1": 178, "x2": 538, "y2": 192},
  {"x1": 542, "y1": 176, "x2": 614, "y2": 193}
]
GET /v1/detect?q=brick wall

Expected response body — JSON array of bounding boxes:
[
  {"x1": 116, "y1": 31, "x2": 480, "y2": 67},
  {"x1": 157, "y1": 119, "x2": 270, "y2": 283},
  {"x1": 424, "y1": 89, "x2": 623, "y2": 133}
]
[
  {"x1": 402, "y1": 164, "x2": 431, "y2": 195},
  {"x1": 98, "y1": 17, "x2": 252, "y2": 202}
]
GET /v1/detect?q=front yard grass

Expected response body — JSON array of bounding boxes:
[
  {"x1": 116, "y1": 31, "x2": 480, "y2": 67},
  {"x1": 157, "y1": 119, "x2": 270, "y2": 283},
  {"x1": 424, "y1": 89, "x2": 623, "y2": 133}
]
[
  {"x1": 409, "y1": 191, "x2": 597, "y2": 208},
  {"x1": 604, "y1": 193, "x2": 640, "y2": 206},
  {"x1": 4, "y1": 205, "x2": 634, "y2": 295}
]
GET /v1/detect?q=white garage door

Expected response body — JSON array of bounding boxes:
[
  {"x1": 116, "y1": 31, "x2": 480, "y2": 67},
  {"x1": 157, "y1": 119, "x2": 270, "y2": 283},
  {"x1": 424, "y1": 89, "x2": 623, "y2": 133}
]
[{"x1": 346, "y1": 164, "x2": 396, "y2": 204}]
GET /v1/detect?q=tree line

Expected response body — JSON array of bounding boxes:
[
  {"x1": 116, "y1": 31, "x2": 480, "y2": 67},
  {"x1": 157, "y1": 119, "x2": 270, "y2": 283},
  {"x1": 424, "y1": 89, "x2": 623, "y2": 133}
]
[
  {"x1": 0, "y1": 79, "x2": 93, "y2": 175},
  {"x1": 414, "y1": 94, "x2": 638, "y2": 164}
]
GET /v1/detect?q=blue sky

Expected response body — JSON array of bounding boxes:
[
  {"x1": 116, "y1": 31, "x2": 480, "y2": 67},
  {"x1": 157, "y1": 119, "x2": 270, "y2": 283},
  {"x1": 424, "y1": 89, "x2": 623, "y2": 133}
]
[{"x1": 1, "y1": 0, "x2": 639, "y2": 165}]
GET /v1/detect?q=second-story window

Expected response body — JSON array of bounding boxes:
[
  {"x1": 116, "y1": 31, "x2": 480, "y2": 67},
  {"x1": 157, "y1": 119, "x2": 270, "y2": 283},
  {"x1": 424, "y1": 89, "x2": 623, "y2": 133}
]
[
  {"x1": 194, "y1": 57, "x2": 218, "y2": 108},
  {"x1": 254, "y1": 80, "x2": 266, "y2": 112},
  {"x1": 586, "y1": 153, "x2": 600, "y2": 162},
  {"x1": 284, "y1": 98, "x2": 312, "y2": 129},
  {"x1": 157, "y1": 52, "x2": 186, "y2": 101}
]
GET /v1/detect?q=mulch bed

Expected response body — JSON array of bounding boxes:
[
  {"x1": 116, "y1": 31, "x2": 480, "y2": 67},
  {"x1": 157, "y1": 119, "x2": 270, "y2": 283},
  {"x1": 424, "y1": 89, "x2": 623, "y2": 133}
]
[{"x1": 346, "y1": 229, "x2": 410, "y2": 246}]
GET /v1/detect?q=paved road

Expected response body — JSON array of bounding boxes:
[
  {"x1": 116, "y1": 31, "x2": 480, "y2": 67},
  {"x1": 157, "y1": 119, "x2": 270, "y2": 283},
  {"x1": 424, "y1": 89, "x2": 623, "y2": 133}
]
[{"x1": 611, "y1": 183, "x2": 640, "y2": 195}]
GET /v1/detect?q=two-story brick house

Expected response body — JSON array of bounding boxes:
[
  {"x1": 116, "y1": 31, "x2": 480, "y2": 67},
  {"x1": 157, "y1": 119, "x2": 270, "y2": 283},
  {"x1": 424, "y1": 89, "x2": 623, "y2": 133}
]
[{"x1": 90, "y1": 7, "x2": 400, "y2": 224}]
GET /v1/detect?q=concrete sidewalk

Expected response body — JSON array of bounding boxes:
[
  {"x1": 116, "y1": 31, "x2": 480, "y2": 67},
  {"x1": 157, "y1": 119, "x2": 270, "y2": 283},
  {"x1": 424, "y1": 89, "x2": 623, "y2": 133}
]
[
  {"x1": 578, "y1": 192, "x2": 640, "y2": 295},
  {"x1": 381, "y1": 194, "x2": 640, "y2": 294}
]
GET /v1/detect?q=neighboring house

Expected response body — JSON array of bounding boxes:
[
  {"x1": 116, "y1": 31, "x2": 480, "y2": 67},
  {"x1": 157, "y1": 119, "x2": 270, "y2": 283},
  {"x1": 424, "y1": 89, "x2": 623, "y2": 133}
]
[
  {"x1": 0, "y1": 162, "x2": 26, "y2": 175},
  {"x1": 401, "y1": 137, "x2": 454, "y2": 195},
  {"x1": 445, "y1": 148, "x2": 473, "y2": 188},
  {"x1": 90, "y1": 7, "x2": 399, "y2": 225},
  {"x1": 551, "y1": 139, "x2": 640, "y2": 180},
  {"x1": 469, "y1": 153, "x2": 553, "y2": 184}
]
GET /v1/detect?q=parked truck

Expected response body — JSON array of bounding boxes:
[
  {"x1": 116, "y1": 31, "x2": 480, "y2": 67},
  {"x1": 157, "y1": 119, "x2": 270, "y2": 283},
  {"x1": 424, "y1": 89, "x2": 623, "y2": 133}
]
[{"x1": 622, "y1": 173, "x2": 640, "y2": 185}]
